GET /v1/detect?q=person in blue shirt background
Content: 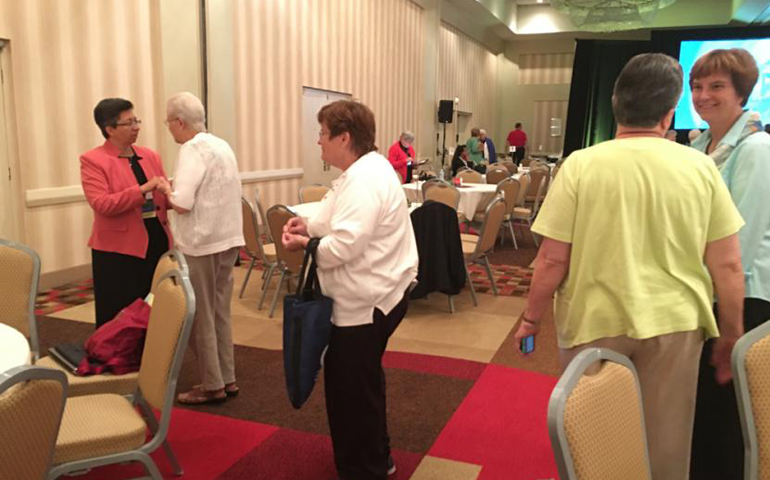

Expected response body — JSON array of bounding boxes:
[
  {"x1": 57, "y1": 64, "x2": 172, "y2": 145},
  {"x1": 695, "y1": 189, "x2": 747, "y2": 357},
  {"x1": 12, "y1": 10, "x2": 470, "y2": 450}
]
[{"x1": 689, "y1": 48, "x2": 770, "y2": 480}]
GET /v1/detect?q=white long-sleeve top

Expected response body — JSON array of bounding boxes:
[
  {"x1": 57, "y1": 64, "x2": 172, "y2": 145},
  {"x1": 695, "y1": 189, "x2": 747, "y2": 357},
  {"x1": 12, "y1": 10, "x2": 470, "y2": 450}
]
[
  {"x1": 170, "y1": 132, "x2": 245, "y2": 257},
  {"x1": 307, "y1": 151, "x2": 418, "y2": 327}
]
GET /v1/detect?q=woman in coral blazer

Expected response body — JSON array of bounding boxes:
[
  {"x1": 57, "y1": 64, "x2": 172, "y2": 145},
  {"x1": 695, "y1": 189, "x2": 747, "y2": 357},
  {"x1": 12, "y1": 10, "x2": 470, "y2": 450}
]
[
  {"x1": 387, "y1": 131, "x2": 415, "y2": 183},
  {"x1": 81, "y1": 98, "x2": 173, "y2": 328}
]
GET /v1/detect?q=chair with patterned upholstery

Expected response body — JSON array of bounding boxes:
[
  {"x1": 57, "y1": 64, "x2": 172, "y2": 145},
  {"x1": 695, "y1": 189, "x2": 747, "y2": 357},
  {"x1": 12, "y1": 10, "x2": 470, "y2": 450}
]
[
  {"x1": 265, "y1": 205, "x2": 305, "y2": 318},
  {"x1": 239, "y1": 197, "x2": 278, "y2": 307},
  {"x1": 548, "y1": 348, "x2": 652, "y2": 480},
  {"x1": 0, "y1": 365, "x2": 67, "y2": 480},
  {"x1": 299, "y1": 184, "x2": 330, "y2": 203},
  {"x1": 526, "y1": 165, "x2": 550, "y2": 202},
  {"x1": 424, "y1": 182, "x2": 461, "y2": 211},
  {"x1": 48, "y1": 269, "x2": 195, "y2": 480},
  {"x1": 500, "y1": 160, "x2": 518, "y2": 175},
  {"x1": 36, "y1": 249, "x2": 188, "y2": 399},
  {"x1": 421, "y1": 178, "x2": 447, "y2": 201},
  {"x1": 732, "y1": 318, "x2": 770, "y2": 480},
  {"x1": 0, "y1": 238, "x2": 41, "y2": 361},
  {"x1": 485, "y1": 168, "x2": 510, "y2": 186},
  {"x1": 457, "y1": 169, "x2": 484, "y2": 184},
  {"x1": 460, "y1": 197, "x2": 505, "y2": 305},
  {"x1": 512, "y1": 173, "x2": 546, "y2": 246}
]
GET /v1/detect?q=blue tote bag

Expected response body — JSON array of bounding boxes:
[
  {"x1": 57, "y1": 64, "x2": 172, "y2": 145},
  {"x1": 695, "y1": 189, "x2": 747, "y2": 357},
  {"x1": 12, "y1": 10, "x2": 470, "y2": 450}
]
[{"x1": 283, "y1": 238, "x2": 333, "y2": 409}]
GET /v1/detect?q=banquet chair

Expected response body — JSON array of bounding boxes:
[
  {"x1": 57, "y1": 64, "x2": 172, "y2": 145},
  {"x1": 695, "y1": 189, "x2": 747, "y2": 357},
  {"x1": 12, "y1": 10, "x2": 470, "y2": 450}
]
[
  {"x1": 48, "y1": 269, "x2": 194, "y2": 480},
  {"x1": 500, "y1": 160, "x2": 518, "y2": 175},
  {"x1": 239, "y1": 197, "x2": 278, "y2": 306},
  {"x1": 255, "y1": 187, "x2": 273, "y2": 243},
  {"x1": 455, "y1": 166, "x2": 472, "y2": 175},
  {"x1": 732, "y1": 318, "x2": 770, "y2": 480},
  {"x1": 299, "y1": 184, "x2": 330, "y2": 203},
  {"x1": 457, "y1": 169, "x2": 484, "y2": 184},
  {"x1": 0, "y1": 238, "x2": 41, "y2": 361},
  {"x1": 265, "y1": 205, "x2": 305, "y2": 318},
  {"x1": 526, "y1": 165, "x2": 550, "y2": 202},
  {"x1": 460, "y1": 197, "x2": 505, "y2": 305},
  {"x1": 485, "y1": 168, "x2": 510, "y2": 186},
  {"x1": 549, "y1": 348, "x2": 652, "y2": 480},
  {"x1": 512, "y1": 173, "x2": 545, "y2": 246},
  {"x1": 36, "y1": 249, "x2": 189, "y2": 398},
  {"x1": 421, "y1": 178, "x2": 448, "y2": 200},
  {"x1": 487, "y1": 163, "x2": 509, "y2": 173},
  {"x1": 0, "y1": 365, "x2": 67, "y2": 480},
  {"x1": 424, "y1": 182, "x2": 461, "y2": 211},
  {"x1": 495, "y1": 178, "x2": 522, "y2": 249}
]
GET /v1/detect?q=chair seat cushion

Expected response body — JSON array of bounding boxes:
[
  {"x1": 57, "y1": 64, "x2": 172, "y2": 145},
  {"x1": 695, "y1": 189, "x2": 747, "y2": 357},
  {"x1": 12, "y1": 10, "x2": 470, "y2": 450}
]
[
  {"x1": 54, "y1": 394, "x2": 146, "y2": 465},
  {"x1": 461, "y1": 240, "x2": 477, "y2": 255},
  {"x1": 460, "y1": 233, "x2": 479, "y2": 243},
  {"x1": 262, "y1": 242, "x2": 277, "y2": 260},
  {"x1": 513, "y1": 207, "x2": 531, "y2": 217},
  {"x1": 37, "y1": 356, "x2": 138, "y2": 397}
]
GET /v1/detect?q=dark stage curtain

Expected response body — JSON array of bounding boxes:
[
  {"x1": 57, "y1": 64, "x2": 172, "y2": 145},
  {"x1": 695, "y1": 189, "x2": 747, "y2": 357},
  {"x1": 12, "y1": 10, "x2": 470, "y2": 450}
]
[{"x1": 563, "y1": 39, "x2": 649, "y2": 157}]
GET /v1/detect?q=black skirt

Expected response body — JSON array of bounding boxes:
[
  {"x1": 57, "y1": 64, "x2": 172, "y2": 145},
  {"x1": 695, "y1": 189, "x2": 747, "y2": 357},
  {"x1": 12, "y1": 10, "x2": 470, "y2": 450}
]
[{"x1": 91, "y1": 218, "x2": 169, "y2": 329}]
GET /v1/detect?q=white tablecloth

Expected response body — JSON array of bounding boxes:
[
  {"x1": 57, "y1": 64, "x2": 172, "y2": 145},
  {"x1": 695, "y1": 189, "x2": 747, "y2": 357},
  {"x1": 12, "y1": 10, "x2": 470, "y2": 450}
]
[
  {"x1": 0, "y1": 324, "x2": 30, "y2": 374},
  {"x1": 289, "y1": 201, "x2": 421, "y2": 223},
  {"x1": 403, "y1": 180, "x2": 512, "y2": 219}
]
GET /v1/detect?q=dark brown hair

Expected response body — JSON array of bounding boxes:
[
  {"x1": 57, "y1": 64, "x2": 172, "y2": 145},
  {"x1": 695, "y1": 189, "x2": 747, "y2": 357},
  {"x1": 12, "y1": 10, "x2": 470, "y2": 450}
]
[
  {"x1": 690, "y1": 48, "x2": 758, "y2": 107},
  {"x1": 317, "y1": 100, "x2": 377, "y2": 158},
  {"x1": 612, "y1": 53, "x2": 683, "y2": 128},
  {"x1": 94, "y1": 98, "x2": 133, "y2": 139}
]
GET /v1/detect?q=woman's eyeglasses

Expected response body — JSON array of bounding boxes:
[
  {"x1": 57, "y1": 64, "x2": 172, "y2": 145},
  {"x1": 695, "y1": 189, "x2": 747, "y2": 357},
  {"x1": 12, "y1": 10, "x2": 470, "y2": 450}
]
[{"x1": 115, "y1": 118, "x2": 142, "y2": 127}]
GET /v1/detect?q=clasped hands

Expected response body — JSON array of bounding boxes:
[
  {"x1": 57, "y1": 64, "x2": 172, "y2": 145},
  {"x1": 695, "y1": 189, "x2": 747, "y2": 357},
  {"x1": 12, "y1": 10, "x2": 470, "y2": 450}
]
[
  {"x1": 140, "y1": 176, "x2": 172, "y2": 196},
  {"x1": 282, "y1": 217, "x2": 310, "y2": 251}
]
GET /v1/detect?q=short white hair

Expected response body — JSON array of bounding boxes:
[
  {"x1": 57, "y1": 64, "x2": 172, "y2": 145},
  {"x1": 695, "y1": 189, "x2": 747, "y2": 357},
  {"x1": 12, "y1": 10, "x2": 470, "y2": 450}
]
[
  {"x1": 688, "y1": 129, "x2": 702, "y2": 141},
  {"x1": 167, "y1": 92, "x2": 207, "y2": 132},
  {"x1": 400, "y1": 131, "x2": 414, "y2": 142},
  {"x1": 479, "y1": 129, "x2": 487, "y2": 135}
]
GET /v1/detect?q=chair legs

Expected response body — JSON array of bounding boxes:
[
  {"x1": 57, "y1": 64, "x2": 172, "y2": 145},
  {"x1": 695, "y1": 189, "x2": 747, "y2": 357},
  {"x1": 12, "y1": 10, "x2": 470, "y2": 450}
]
[
  {"x1": 258, "y1": 264, "x2": 276, "y2": 310},
  {"x1": 138, "y1": 399, "x2": 183, "y2": 475},
  {"x1": 238, "y1": 257, "x2": 256, "y2": 298},
  {"x1": 464, "y1": 263, "x2": 478, "y2": 307},
  {"x1": 483, "y1": 257, "x2": 498, "y2": 296},
  {"x1": 269, "y1": 269, "x2": 287, "y2": 318},
  {"x1": 448, "y1": 295, "x2": 455, "y2": 313},
  {"x1": 508, "y1": 221, "x2": 518, "y2": 250}
]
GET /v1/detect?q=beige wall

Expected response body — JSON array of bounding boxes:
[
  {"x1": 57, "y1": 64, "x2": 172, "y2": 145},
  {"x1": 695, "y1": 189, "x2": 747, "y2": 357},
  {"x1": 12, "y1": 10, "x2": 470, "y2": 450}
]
[
  {"x1": 0, "y1": 0, "x2": 200, "y2": 274},
  {"x1": 230, "y1": 0, "x2": 424, "y2": 210},
  {"x1": 438, "y1": 22, "x2": 499, "y2": 147},
  {"x1": 497, "y1": 38, "x2": 575, "y2": 156}
]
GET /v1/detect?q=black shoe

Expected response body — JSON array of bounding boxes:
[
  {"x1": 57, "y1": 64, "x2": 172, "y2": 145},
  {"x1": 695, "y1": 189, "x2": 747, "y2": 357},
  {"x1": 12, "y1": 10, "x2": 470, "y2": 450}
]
[{"x1": 387, "y1": 456, "x2": 396, "y2": 476}]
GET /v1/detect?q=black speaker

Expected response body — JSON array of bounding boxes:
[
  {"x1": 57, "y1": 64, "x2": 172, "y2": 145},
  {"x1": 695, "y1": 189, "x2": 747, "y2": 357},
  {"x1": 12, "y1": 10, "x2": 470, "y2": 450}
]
[{"x1": 438, "y1": 100, "x2": 454, "y2": 123}]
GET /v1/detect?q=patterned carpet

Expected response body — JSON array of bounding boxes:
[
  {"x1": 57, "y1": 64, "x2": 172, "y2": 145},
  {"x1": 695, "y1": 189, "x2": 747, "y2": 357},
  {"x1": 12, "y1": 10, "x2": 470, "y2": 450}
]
[{"x1": 34, "y1": 278, "x2": 94, "y2": 315}]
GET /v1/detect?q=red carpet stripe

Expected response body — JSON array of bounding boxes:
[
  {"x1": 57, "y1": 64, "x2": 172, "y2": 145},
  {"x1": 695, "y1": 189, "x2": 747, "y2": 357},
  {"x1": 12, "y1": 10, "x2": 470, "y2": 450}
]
[
  {"x1": 429, "y1": 364, "x2": 558, "y2": 480},
  {"x1": 383, "y1": 350, "x2": 487, "y2": 380}
]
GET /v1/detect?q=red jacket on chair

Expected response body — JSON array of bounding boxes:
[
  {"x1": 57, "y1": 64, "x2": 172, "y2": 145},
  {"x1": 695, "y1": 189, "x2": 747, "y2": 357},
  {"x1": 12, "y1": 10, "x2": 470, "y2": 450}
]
[
  {"x1": 387, "y1": 141, "x2": 414, "y2": 184},
  {"x1": 80, "y1": 141, "x2": 173, "y2": 258}
]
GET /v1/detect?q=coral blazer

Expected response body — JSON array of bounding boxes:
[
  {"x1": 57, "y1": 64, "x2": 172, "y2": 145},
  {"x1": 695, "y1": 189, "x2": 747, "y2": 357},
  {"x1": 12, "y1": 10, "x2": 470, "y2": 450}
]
[
  {"x1": 387, "y1": 141, "x2": 414, "y2": 184},
  {"x1": 80, "y1": 141, "x2": 173, "y2": 258}
]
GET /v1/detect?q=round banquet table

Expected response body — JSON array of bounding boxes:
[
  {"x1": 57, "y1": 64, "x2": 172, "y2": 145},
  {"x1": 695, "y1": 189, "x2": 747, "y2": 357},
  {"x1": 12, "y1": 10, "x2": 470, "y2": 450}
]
[
  {"x1": 0, "y1": 323, "x2": 31, "y2": 374},
  {"x1": 289, "y1": 201, "x2": 421, "y2": 223}
]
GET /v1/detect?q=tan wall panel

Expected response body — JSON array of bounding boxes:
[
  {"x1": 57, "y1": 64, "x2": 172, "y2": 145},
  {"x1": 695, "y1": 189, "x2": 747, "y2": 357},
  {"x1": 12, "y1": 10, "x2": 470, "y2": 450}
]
[
  {"x1": 438, "y1": 22, "x2": 498, "y2": 144},
  {"x1": 532, "y1": 100, "x2": 568, "y2": 155},
  {"x1": 519, "y1": 52, "x2": 573, "y2": 85},
  {"x1": 232, "y1": 0, "x2": 423, "y2": 211}
]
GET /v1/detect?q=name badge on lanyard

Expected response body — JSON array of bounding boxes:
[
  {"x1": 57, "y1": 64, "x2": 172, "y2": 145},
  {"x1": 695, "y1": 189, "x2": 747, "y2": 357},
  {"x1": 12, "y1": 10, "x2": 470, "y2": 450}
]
[{"x1": 141, "y1": 191, "x2": 157, "y2": 219}]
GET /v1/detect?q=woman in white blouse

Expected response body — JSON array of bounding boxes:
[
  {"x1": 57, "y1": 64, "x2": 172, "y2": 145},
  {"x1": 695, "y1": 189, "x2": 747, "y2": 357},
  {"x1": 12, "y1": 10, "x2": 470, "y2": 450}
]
[{"x1": 283, "y1": 100, "x2": 418, "y2": 480}]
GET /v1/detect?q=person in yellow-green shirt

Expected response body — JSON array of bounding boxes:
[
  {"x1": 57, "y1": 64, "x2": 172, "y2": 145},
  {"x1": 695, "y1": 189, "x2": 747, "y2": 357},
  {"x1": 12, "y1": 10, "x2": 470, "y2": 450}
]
[{"x1": 513, "y1": 53, "x2": 745, "y2": 480}]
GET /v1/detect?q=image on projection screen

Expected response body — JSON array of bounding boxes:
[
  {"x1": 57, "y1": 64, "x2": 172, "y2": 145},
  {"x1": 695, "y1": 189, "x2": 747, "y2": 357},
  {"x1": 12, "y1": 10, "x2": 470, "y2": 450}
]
[{"x1": 676, "y1": 38, "x2": 770, "y2": 130}]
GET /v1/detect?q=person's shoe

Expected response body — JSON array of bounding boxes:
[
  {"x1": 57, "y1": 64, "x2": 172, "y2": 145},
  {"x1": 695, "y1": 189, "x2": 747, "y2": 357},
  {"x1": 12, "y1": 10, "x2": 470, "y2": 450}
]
[{"x1": 387, "y1": 456, "x2": 396, "y2": 476}]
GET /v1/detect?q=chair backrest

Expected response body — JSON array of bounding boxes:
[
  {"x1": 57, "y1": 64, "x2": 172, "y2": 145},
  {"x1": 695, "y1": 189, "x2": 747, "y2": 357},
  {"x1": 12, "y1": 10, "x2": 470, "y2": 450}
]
[
  {"x1": 151, "y1": 249, "x2": 188, "y2": 292},
  {"x1": 500, "y1": 161, "x2": 518, "y2": 175},
  {"x1": 529, "y1": 174, "x2": 548, "y2": 218},
  {"x1": 527, "y1": 167, "x2": 549, "y2": 200},
  {"x1": 549, "y1": 348, "x2": 652, "y2": 480},
  {"x1": 551, "y1": 165, "x2": 561, "y2": 180},
  {"x1": 299, "y1": 184, "x2": 330, "y2": 204},
  {"x1": 254, "y1": 187, "x2": 272, "y2": 242},
  {"x1": 137, "y1": 270, "x2": 194, "y2": 412},
  {"x1": 266, "y1": 205, "x2": 305, "y2": 273},
  {"x1": 732, "y1": 318, "x2": 770, "y2": 480},
  {"x1": 457, "y1": 169, "x2": 484, "y2": 184},
  {"x1": 487, "y1": 163, "x2": 508, "y2": 173},
  {"x1": 455, "y1": 166, "x2": 472, "y2": 175},
  {"x1": 486, "y1": 169, "x2": 510, "y2": 185},
  {"x1": 496, "y1": 178, "x2": 521, "y2": 216},
  {"x1": 516, "y1": 173, "x2": 531, "y2": 206},
  {"x1": 468, "y1": 197, "x2": 506, "y2": 259},
  {"x1": 421, "y1": 178, "x2": 448, "y2": 199},
  {"x1": 241, "y1": 197, "x2": 270, "y2": 263},
  {"x1": 0, "y1": 365, "x2": 67, "y2": 480},
  {"x1": 0, "y1": 239, "x2": 41, "y2": 360},
  {"x1": 425, "y1": 183, "x2": 460, "y2": 210}
]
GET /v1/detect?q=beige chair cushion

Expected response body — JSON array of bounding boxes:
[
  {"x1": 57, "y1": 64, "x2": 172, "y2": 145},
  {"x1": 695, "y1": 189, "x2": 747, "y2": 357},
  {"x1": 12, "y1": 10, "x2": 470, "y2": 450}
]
[
  {"x1": 0, "y1": 245, "x2": 34, "y2": 337},
  {"x1": 513, "y1": 206, "x2": 531, "y2": 218},
  {"x1": 460, "y1": 233, "x2": 479, "y2": 243},
  {"x1": 745, "y1": 335, "x2": 770, "y2": 480},
  {"x1": 563, "y1": 362, "x2": 650, "y2": 480},
  {"x1": 0, "y1": 376, "x2": 64, "y2": 480},
  {"x1": 54, "y1": 394, "x2": 146, "y2": 465},
  {"x1": 263, "y1": 242, "x2": 277, "y2": 259},
  {"x1": 36, "y1": 356, "x2": 138, "y2": 397},
  {"x1": 461, "y1": 240, "x2": 476, "y2": 256}
]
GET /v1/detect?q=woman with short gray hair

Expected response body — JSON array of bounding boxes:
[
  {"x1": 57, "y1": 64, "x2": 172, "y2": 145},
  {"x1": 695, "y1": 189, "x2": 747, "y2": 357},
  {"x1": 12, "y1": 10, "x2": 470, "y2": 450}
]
[{"x1": 387, "y1": 131, "x2": 415, "y2": 183}]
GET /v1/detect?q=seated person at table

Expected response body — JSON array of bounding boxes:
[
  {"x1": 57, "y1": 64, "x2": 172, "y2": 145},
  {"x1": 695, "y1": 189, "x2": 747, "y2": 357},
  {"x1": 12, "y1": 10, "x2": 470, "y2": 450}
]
[{"x1": 451, "y1": 145, "x2": 471, "y2": 177}]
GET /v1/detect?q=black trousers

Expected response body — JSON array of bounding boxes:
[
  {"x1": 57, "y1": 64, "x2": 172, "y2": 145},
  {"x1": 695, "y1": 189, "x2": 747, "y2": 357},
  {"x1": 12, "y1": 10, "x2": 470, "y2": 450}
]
[
  {"x1": 324, "y1": 290, "x2": 410, "y2": 480},
  {"x1": 690, "y1": 297, "x2": 770, "y2": 480},
  {"x1": 91, "y1": 219, "x2": 169, "y2": 329},
  {"x1": 512, "y1": 147, "x2": 525, "y2": 165}
]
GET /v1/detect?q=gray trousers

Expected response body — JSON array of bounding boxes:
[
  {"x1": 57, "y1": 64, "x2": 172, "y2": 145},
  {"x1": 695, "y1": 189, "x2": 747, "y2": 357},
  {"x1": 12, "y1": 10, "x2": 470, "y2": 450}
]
[{"x1": 186, "y1": 247, "x2": 239, "y2": 391}]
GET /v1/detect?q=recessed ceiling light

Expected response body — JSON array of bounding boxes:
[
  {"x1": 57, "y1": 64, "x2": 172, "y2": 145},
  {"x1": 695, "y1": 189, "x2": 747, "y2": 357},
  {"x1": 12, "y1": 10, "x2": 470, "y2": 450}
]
[{"x1": 537, "y1": 0, "x2": 544, "y2": 3}]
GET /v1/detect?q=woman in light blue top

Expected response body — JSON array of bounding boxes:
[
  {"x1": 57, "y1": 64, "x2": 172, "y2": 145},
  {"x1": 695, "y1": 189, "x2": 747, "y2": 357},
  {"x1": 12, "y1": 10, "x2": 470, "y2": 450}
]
[{"x1": 689, "y1": 48, "x2": 770, "y2": 480}]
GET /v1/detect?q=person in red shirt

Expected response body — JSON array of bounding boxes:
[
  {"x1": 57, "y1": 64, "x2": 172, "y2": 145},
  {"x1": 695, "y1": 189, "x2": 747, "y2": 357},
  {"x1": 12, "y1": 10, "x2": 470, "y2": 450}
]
[
  {"x1": 387, "y1": 131, "x2": 415, "y2": 183},
  {"x1": 506, "y1": 123, "x2": 527, "y2": 165}
]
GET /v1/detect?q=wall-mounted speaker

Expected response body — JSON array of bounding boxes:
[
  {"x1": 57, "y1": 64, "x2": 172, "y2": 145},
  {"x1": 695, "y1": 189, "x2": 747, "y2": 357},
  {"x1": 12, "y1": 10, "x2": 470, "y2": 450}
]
[{"x1": 438, "y1": 100, "x2": 454, "y2": 123}]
